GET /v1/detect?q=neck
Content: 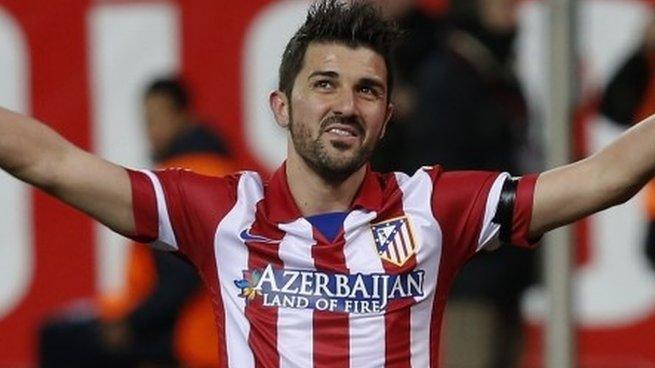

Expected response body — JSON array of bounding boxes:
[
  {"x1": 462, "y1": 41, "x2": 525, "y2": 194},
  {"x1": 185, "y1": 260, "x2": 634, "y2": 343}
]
[{"x1": 285, "y1": 152, "x2": 367, "y2": 217}]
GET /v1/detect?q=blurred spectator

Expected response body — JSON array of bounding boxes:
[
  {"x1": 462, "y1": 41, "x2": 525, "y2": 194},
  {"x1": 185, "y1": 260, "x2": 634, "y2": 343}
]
[
  {"x1": 407, "y1": 0, "x2": 536, "y2": 367},
  {"x1": 366, "y1": 0, "x2": 444, "y2": 173},
  {"x1": 600, "y1": 16, "x2": 655, "y2": 271},
  {"x1": 39, "y1": 78, "x2": 234, "y2": 368}
]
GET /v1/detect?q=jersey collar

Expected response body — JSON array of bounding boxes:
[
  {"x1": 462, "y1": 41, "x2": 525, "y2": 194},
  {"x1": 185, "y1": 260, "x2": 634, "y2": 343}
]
[{"x1": 264, "y1": 162, "x2": 384, "y2": 223}]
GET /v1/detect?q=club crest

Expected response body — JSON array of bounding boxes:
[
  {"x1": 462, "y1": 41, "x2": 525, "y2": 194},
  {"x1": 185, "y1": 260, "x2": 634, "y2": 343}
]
[{"x1": 370, "y1": 216, "x2": 418, "y2": 266}]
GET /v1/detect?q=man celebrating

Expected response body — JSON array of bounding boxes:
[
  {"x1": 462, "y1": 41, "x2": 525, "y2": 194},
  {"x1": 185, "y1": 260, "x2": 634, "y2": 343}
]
[{"x1": 0, "y1": 1, "x2": 654, "y2": 366}]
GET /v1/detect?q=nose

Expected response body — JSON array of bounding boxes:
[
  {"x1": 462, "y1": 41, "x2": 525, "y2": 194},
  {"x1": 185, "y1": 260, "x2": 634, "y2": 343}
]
[{"x1": 333, "y1": 89, "x2": 357, "y2": 116}]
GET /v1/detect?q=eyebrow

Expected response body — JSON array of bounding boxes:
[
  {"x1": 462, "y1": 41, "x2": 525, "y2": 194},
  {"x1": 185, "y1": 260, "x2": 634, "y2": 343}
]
[
  {"x1": 307, "y1": 71, "x2": 387, "y2": 93},
  {"x1": 308, "y1": 70, "x2": 339, "y2": 80}
]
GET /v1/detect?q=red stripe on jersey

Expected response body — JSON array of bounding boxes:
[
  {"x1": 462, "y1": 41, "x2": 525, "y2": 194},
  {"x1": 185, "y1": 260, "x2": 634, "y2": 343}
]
[
  {"x1": 181, "y1": 176, "x2": 239, "y2": 368},
  {"x1": 245, "y1": 204, "x2": 285, "y2": 368},
  {"x1": 205, "y1": 265, "x2": 228, "y2": 368},
  {"x1": 126, "y1": 169, "x2": 158, "y2": 243},
  {"x1": 376, "y1": 174, "x2": 415, "y2": 368},
  {"x1": 312, "y1": 228, "x2": 350, "y2": 368},
  {"x1": 427, "y1": 169, "x2": 498, "y2": 366}
]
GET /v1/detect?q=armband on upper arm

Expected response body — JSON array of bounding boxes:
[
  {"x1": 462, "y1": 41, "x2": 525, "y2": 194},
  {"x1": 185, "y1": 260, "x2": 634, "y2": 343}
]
[{"x1": 492, "y1": 176, "x2": 519, "y2": 245}]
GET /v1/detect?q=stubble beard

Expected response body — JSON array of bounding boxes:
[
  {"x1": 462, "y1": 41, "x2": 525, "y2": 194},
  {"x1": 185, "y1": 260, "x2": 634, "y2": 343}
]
[{"x1": 288, "y1": 112, "x2": 375, "y2": 184}]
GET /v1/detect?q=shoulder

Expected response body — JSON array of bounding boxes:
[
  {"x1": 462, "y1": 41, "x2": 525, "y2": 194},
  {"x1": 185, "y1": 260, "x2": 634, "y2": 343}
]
[
  {"x1": 150, "y1": 168, "x2": 264, "y2": 204},
  {"x1": 377, "y1": 166, "x2": 499, "y2": 186},
  {"x1": 393, "y1": 166, "x2": 502, "y2": 209}
]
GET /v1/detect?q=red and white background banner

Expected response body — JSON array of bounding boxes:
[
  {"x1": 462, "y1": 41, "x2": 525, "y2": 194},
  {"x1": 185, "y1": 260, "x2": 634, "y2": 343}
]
[{"x1": 0, "y1": 0, "x2": 654, "y2": 366}]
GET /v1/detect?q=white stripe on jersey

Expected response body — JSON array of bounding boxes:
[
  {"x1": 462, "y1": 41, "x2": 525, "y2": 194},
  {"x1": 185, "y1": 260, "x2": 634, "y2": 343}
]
[
  {"x1": 277, "y1": 219, "x2": 316, "y2": 368},
  {"x1": 343, "y1": 209, "x2": 386, "y2": 368},
  {"x1": 140, "y1": 170, "x2": 178, "y2": 251},
  {"x1": 477, "y1": 173, "x2": 510, "y2": 252},
  {"x1": 214, "y1": 171, "x2": 263, "y2": 368},
  {"x1": 397, "y1": 170, "x2": 443, "y2": 368}
]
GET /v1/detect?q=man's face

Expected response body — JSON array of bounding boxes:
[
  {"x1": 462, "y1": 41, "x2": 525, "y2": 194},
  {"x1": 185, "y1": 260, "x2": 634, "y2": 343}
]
[
  {"x1": 282, "y1": 43, "x2": 393, "y2": 181},
  {"x1": 144, "y1": 93, "x2": 187, "y2": 159}
]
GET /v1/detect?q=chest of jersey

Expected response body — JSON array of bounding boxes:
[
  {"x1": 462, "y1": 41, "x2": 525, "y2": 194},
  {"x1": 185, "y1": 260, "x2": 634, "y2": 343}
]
[
  {"x1": 181, "y1": 169, "x2": 470, "y2": 367},
  {"x1": 218, "y1": 195, "x2": 443, "y2": 317}
]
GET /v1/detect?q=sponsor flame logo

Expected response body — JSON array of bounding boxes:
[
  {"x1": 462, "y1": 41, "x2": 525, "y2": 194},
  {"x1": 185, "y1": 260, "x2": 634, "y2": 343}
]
[{"x1": 234, "y1": 270, "x2": 263, "y2": 301}]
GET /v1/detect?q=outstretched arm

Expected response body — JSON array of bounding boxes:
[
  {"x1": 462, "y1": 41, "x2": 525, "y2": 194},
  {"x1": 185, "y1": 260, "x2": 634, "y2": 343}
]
[
  {"x1": 530, "y1": 113, "x2": 655, "y2": 238},
  {"x1": 0, "y1": 107, "x2": 135, "y2": 236}
]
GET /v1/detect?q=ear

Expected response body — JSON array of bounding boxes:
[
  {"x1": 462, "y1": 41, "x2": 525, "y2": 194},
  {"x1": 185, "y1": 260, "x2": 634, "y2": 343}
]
[
  {"x1": 380, "y1": 102, "x2": 395, "y2": 139},
  {"x1": 269, "y1": 90, "x2": 290, "y2": 128}
]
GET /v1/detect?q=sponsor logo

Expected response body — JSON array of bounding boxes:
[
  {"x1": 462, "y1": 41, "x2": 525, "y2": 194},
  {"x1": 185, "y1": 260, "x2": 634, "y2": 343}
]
[
  {"x1": 234, "y1": 264, "x2": 425, "y2": 314},
  {"x1": 239, "y1": 228, "x2": 280, "y2": 244},
  {"x1": 370, "y1": 216, "x2": 418, "y2": 266}
]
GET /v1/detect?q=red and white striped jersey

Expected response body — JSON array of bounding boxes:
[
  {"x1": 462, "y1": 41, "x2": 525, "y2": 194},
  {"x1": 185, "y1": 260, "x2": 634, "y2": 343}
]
[{"x1": 127, "y1": 163, "x2": 538, "y2": 368}]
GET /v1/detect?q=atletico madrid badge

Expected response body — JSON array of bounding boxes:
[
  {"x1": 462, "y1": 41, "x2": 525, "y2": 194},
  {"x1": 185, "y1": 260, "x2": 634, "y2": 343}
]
[{"x1": 370, "y1": 216, "x2": 418, "y2": 266}]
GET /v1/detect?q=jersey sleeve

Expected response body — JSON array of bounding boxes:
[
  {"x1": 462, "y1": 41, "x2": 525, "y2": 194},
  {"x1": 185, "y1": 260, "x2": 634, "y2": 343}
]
[
  {"x1": 430, "y1": 168, "x2": 539, "y2": 263},
  {"x1": 125, "y1": 168, "x2": 239, "y2": 266}
]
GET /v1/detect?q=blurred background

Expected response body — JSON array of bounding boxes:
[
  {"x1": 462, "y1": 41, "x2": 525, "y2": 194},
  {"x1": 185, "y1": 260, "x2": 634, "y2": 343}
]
[{"x1": 2, "y1": 0, "x2": 655, "y2": 367}]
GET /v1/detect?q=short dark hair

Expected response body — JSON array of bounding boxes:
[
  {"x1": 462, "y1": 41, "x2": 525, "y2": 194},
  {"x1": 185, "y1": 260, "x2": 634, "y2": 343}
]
[
  {"x1": 145, "y1": 77, "x2": 190, "y2": 111},
  {"x1": 278, "y1": 0, "x2": 400, "y2": 100}
]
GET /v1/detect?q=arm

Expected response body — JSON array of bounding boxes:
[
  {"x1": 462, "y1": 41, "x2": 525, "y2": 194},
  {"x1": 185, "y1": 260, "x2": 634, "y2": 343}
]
[
  {"x1": 0, "y1": 107, "x2": 135, "y2": 236},
  {"x1": 529, "y1": 114, "x2": 655, "y2": 238}
]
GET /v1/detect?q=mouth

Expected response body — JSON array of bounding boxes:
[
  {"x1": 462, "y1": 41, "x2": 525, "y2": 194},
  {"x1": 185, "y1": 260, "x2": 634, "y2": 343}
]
[
  {"x1": 322, "y1": 125, "x2": 363, "y2": 150},
  {"x1": 324, "y1": 124, "x2": 360, "y2": 138},
  {"x1": 320, "y1": 114, "x2": 365, "y2": 141}
]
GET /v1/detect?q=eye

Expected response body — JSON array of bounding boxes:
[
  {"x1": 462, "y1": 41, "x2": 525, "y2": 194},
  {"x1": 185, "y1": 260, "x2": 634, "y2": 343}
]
[
  {"x1": 359, "y1": 86, "x2": 382, "y2": 98},
  {"x1": 314, "y1": 80, "x2": 333, "y2": 89}
]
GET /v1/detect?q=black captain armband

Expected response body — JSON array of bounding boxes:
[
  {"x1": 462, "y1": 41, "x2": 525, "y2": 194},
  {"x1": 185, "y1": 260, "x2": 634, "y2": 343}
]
[{"x1": 492, "y1": 176, "x2": 519, "y2": 245}]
